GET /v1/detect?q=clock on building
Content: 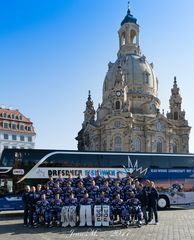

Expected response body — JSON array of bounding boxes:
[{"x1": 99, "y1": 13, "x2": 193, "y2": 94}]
[{"x1": 116, "y1": 90, "x2": 121, "y2": 97}]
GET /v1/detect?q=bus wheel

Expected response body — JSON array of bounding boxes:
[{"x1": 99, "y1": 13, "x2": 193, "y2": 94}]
[{"x1": 157, "y1": 195, "x2": 169, "y2": 210}]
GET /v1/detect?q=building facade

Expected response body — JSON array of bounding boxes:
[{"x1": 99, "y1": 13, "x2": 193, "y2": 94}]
[
  {"x1": 0, "y1": 107, "x2": 36, "y2": 154},
  {"x1": 76, "y1": 7, "x2": 191, "y2": 153}
]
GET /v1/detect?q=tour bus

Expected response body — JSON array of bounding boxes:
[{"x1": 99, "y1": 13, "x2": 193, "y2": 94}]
[{"x1": 0, "y1": 148, "x2": 194, "y2": 211}]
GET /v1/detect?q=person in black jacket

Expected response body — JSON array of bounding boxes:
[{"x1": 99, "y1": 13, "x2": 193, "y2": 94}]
[
  {"x1": 148, "y1": 181, "x2": 159, "y2": 224},
  {"x1": 22, "y1": 185, "x2": 30, "y2": 226},
  {"x1": 136, "y1": 183, "x2": 148, "y2": 224}
]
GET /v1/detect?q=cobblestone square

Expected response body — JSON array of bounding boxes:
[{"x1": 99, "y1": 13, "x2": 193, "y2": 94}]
[{"x1": 1, "y1": 207, "x2": 194, "y2": 240}]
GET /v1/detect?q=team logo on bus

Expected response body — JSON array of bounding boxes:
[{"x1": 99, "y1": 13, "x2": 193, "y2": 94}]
[{"x1": 123, "y1": 156, "x2": 148, "y2": 176}]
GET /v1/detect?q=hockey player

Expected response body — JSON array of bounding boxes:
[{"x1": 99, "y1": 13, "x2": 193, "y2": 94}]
[
  {"x1": 106, "y1": 171, "x2": 114, "y2": 187},
  {"x1": 88, "y1": 180, "x2": 99, "y2": 201},
  {"x1": 121, "y1": 172, "x2": 132, "y2": 187},
  {"x1": 61, "y1": 192, "x2": 78, "y2": 227},
  {"x1": 52, "y1": 182, "x2": 62, "y2": 196},
  {"x1": 110, "y1": 193, "x2": 124, "y2": 224},
  {"x1": 100, "y1": 180, "x2": 112, "y2": 200},
  {"x1": 111, "y1": 181, "x2": 122, "y2": 199},
  {"x1": 62, "y1": 182, "x2": 73, "y2": 201},
  {"x1": 113, "y1": 171, "x2": 122, "y2": 185},
  {"x1": 65, "y1": 173, "x2": 74, "y2": 187},
  {"x1": 84, "y1": 170, "x2": 94, "y2": 187},
  {"x1": 50, "y1": 194, "x2": 63, "y2": 227},
  {"x1": 74, "y1": 172, "x2": 84, "y2": 187},
  {"x1": 75, "y1": 181, "x2": 86, "y2": 202},
  {"x1": 125, "y1": 191, "x2": 142, "y2": 227},
  {"x1": 123, "y1": 178, "x2": 134, "y2": 201},
  {"x1": 34, "y1": 194, "x2": 50, "y2": 227},
  {"x1": 94, "y1": 170, "x2": 105, "y2": 187},
  {"x1": 47, "y1": 175, "x2": 55, "y2": 189},
  {"x1": 42, "y1": 184, "x2": 54, "y2": 202},
  {"x1": 79, "y1": 192, "x2": 93, "y2": 226},
  {"x1": 95, "y1": 191, "x2": 109, "y2": 205},
  {"x1": 55, "y1": 173, "x2": 65, "y2": 188},
  {"x1": 94, "y1": 191, "x2": 110, "y2": 226}
]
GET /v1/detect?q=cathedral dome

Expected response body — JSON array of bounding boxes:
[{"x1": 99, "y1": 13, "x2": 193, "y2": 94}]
[
  {"x1": 121, "y1": 9, "x2": 137, "y2": 26},
  {"x1": 103, "y1": 54, "x2": 159, "y2": 101}
]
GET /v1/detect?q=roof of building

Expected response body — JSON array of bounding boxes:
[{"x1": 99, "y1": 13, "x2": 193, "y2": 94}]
[
  {"x1": 121, "y1": 9, "x2": 137, "y2": 26},
  {"x1": 0, "y1": 107, "x2": 36, "y2": 134}
]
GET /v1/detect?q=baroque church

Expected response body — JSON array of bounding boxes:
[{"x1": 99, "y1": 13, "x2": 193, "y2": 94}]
[{"x1": 76, "y1": 6, "x2": 191, "y2": 153}]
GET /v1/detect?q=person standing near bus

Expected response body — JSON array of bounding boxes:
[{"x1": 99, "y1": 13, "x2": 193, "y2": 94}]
[
  {"x1": 136, "y1": 183, "x2": 148, "y2": 224},
  {"x1": 28, "y1": 186, "x2": 41, "y2": 227},
  {"x1": 22, "y1": 185, "x2": 30, "y2": 226},
  {"x1": 148, "y1": 181, "x2": 159, "y2": 225}
]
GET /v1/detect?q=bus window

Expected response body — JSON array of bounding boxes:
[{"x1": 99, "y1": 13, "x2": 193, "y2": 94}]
[
  {"x1": 0, "y1": 179, "x2": 13, "y2": 195},
  {"x1": 1, "y1": 154, "x2": 14, "y2": 167}
]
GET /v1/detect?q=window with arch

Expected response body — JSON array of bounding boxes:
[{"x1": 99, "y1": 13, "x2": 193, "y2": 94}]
[
  {"x1": 114, "y1": 136, "x2": 122, "y2": 151},
  {"x1": 144, "y1": 72, "x2": 149, "y2": 84},
  {"x1": 173, "y1": 142, "x2": 178, "y2": 153},
  {"x1": 121, "y1": 32, "x2": 126, "y2": 46},
  {"x1": 3, "y1": 112, "x2": 7, "y2": 118},
  {"x1": 116, "y1": 101, "x2": 120, "y2": 110},
  {"x1": 130, "y1": 29, "x2": 137, "y2": 44},
  {"x1": 156, "y1": 139, "x2": 163, "y2": 152},
  {"x1": 134, "y1": 138, "x2": 141, "y2": 152},
  {"x1": 114, "y1": 120, "x2": 121, "y2": 128}
]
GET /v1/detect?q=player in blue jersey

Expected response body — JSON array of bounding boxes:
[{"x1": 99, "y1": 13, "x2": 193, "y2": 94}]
[
  {"x1": 84, "y1": 170, "x2": 94, "y2": 187},
  {"x1": 88, "y1": 180, "x2": 99, "y2": 201},
  {"x1": 106, "y1": 171, "x2": 114, "y2": 187},
  {"x1": 124, "y1": 191, "x2": 142, "y2": 227},
  {"x1": 100, "y1": 180, "x2": 112, "y2": 200},
  {"x1": 55, "y1": 173, "x2": 65, "y2": 188},
  {"x1": 123, "y1": 178, "x2": 135, "y2": 201},
  {"x1": 110, "y1": 193, "x2": 124, "y2": 224},
  {"x1": 52, "y1": 182, "x2": 62, "y2": 196},
  {"x1": 34, "y1": 194, "x2": 51, "y2": 227},
  {"x1": 111, "y1": 181, "x2": 123, "y2": 199},
  {"x1": 47, "y1": 175, "x2": 55, "y2": 189},
  {"x1": 50, "y1": 194, "x2": 63, "y2": 227},
  {"x1": 61, "y1": 192, "x2": 78, "y2": 227},
  {"x1": 79, "y1": 192, "x2": 93, "y2": 226},
  {"x1": 94, "y1": 170, "x2": 105, "y2": 187},
  {"x1": 61, "y1": 181, "x2": 73, "y2": 201},
  {"x1": 75, "y1": 181, "x2": 87, "y2": 202}
]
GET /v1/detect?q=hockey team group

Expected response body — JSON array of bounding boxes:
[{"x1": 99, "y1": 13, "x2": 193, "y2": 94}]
[{"x1": 22, "y1": 170, "x2": 159, "y2": 228}]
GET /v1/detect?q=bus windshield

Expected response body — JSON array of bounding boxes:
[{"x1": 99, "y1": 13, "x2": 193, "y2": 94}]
[{"x1": 0, "y1": 151, "x2": 15, "y2": 167}]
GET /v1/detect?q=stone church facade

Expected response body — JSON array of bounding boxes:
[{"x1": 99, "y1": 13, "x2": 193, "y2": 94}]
[{"x1": 76, "y1": 7, "x2": 191, "y2": 153}]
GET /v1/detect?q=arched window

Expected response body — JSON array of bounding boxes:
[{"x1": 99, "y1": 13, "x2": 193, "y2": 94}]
[
  {"x1": 156, "y1": 139, "x2": 163, "y2": 152},
  {"x1": 114, "y1": 136, "x2": 122, "y2": 151},
  {"x1": 116, "y1": 101, "x2": 120, "y2": 110},
  {"x1": 114, "y1": 120, "x2": 121, "y2": 128},
  {"x1": 130, "y1": 29, "x2": 137, "y2": 44},
  {"x1": 144, "y1": 72, "x2": 149, "y2": 84},
  {"x1": 173, "y1": 142, "x2": 178, "y2": 153},
  {"x1": 121, "y1": 32, "x2": 126, "y2": 46},
  {"x1": 134, "y1": 138, "x2": 141, "y2": 152}
]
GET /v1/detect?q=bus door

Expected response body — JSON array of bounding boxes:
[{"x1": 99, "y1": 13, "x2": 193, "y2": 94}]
[{"x1": 0, "y1": 178, "x2": 23, "y2": 211}]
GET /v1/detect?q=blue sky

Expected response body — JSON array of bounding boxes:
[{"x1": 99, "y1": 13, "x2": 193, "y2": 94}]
[{"x1": 0, "y1": 0, "x2": 194, "y2": 153}]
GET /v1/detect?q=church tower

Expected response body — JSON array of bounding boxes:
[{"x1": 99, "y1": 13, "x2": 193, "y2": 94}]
[{"x1": 76, "y1": 5, "x2": 191, "y2": 153}]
